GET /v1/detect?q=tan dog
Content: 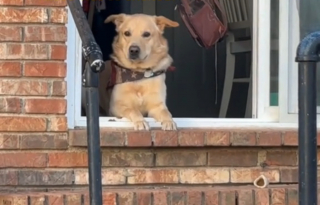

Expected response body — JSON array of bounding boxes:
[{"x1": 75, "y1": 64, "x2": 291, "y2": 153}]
[{"x1": 99, "y1": 13, "x2": 179, "y2": 130}]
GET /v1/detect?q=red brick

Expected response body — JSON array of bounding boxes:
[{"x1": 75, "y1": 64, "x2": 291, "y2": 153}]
[
  {"x1": 99, "y1": 131, "x2": 126, "y2": 146},
  {"x1": 74, "y1": 169, "x2": 126, "y2": 185},
  {"x1": 0, "y1": 170, "x2": 18, "y2": 185},
  {"x1": 153, "y1": 130, "x2": 178, "y2": 146},
  {"x1": 287, "y1": 188, "x2": 298, "y2": 205},
  {"x1": 257, "y1": 131, "x2": 282, "y2": 146},
  {"x1": 179, "y1": 131, "x2": 205, "y2": 146},
  {"x1": 220, "y1": 191, "x2": 235, "y2": 205},
  {"x1": 18, "y1": 170, "x2": 74, "y2": 185},
  {"x1": 127, "y1": 169, "x2": 179, "y2": 184},
  {"x1": 84, "y1": 194, "x2": 92, "y2": 205},
  {"x1": 283, "y1": 131, "x2": 298, "y2": 146},
  {"x1": 208, "y1": 149, "x2": 258, "y2": 167},
  {"x1": 24, "y1": 98, "x2": 66, "y2": 114},
  {"x1": 24, "y1": 62, "x2": 66, "y2": 77},
  {"x1": 102, "y1": 150, "x2": 154, "y2": 167},
  {"x1": 48, "y1": 152, "x2": 88, "y2": 167},
  {"x1": 65, "y1": 194, "x2": 82, "y2": 205},
  {"x1": 25, "y1": 26, "x2": 67, "y2": 42},
  {"x1": 50, "y1": 8, "x2": 68, "y2": 24},
  {"x1": 0, "y1": 80, "x2": 48, "y2": 96},
  {"x1": 0, "y1": 44, "x2": 49, "y2": 60},
  {"x1": 6, "y1": 44, "x2": 23, "y2": 59},
  {"x1": 0, "y1": 97, "x2": 20, "y2": 113},
  {"x1": 0, "y1": 117, "x2": 46, "y2": 131},
  {"x1": 206, "y1": 131, "x2": 230, "y2": 146},
  {"x1": 136, "y1": 192, "x2": 152, "y2": 205},
  {"x1": 238, "y1": 190, "x2": 254, "y2": 205},
  {"x1": 204, "y1": 191, "x2": 218, "y2": 205},
  {"x1": 0, "y1": 26, "x2": 22, "y2": 41},
  {"x1": 271, "y1": 188, "x2": 285, "y2": 205},
  {"x1": 29, "y1": 196, "x2": 45, "y2": 205},
  {"x1": 126, "y1": 131, "x2": 152, "y2": 147},
  {"x1": 20, "y1": 133, "x2": 68, "y2": 150},
  {"x1": 102, "y1": 193, "x2": 117, "y2": 205},
  {"x1": 47, "y1": 194, "x2": 64, "y2": 205},
  {"x1": 23, "y1": 44, "x2": 48, "y2": 59},
  {"x1": 48, "y1": 116, "x2": 67, "y2": 131},
  {"x1": 69, "y1": 130, "x2": 88, "y2": 146},
  {"x1": 230, "y1": 168, "x2": 280, "y2": 183},
  {"x1": 187, "y1": 191, "x2": 202, "y2": 205},
  {"x1": 231, "y1": 132, "x2": 256, "y2": 146},
  {"x1": 156, "y1": 151, "x2": 206, "y2": 166},
  {"x1": 0, "y1": 195, "x2": 27, "y2": 204},
  {"x1": 180, "y1": 168, "x2": 229, "y2": 184},
  {"x1": 50, "y1": 44, "x2": 67, "y2": 60},
  {"x1": 255, "y1": 189, "x2": 270, "y2": 205},
  {"x1": 0, "y1": 134, "x2": 19, "y2": 149},
  {"x1": 0, "y1": 62, "x2": 21, "y2": 76},
  {"x1": 0, "y1": 0, "x2": 23, "y2": 5},
  {"x1": 0, "y1": 8, "x2": 48, "y2": 23},
  {"x1": 280, "y1": 168, "x2": 298, "y2": 183},
  {"x1": 117, "y1": 193, "x2": 134, "y2": 205},
  {"x1": 0, "y1": 153, "x2": 46, "y2": 168},
  {"x1": 153, "y1": 191, "x2": 168, "y2": 205},
  {"x1": 265, "y1": 150, "x2": 297, "y2": 166},
  {"x1": 171, "y1": 192, "x2": 185, "y2": 205},
  {"x1": 25, "y1": 0, "x2": 66, "y2": 6},
  {"x1": 52, "y1": 81, "x2": 67, "y2": 96}
]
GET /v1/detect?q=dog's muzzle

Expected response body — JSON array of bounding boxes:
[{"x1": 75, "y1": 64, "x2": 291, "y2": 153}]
[{"x1": 129, "y1": 45, "x2": 140, "y2": 60}]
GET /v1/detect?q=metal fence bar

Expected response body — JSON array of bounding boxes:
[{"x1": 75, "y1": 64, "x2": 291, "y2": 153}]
[
  {"x1": 296, "y1": 31, "x2": 320, "y2": 205},
  {"x1": 67, "y1": 0, "x2": 104, "y2": 204}
]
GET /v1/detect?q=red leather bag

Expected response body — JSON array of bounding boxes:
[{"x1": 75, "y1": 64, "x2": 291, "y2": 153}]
[{"x1": 177, "y1": 0, "x2": 228, "y2": 49}]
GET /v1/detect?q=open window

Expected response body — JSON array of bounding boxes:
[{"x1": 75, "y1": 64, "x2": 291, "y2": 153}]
[{"x1": 67, "y1": 0, "x2": 279, "y2": 128}]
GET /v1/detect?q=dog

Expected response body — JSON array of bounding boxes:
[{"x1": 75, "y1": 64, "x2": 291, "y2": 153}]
[{"x1": 82, "y1": 13, "x2": 179, "y2": 130}]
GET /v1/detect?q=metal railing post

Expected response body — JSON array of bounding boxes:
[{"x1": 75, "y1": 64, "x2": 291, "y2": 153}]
[
  {"x1": 67, "y1": 0, "x2": 104, "y2": 204},
  {"x1": 296, "y1": 31, "x2": 320, "y2": 205}
]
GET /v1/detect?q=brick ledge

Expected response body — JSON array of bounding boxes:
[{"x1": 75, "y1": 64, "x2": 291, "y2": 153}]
[
  {"x1": 69, "y1": 128, "x2": 318, "y2": 147},
  {"x1": 0, "y1": 185, "x2": 301, "y2": 205}
]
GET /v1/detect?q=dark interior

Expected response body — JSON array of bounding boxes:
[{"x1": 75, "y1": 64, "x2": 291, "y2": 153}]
[{"x1": 81, "y1": 0, "x2": 251, "y2": 118}]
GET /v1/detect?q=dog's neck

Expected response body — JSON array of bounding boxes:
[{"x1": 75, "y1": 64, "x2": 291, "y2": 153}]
[{"x1": 110, "y1": 54, "x2": 173, "y2": 72}]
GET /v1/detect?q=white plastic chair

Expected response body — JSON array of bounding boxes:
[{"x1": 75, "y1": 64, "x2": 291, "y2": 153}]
[{"x1": 219, "y1": 0, "x2": 278, "y2": 118}]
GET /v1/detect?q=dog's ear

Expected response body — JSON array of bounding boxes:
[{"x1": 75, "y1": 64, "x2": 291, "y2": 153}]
[
  {"x1": 155, "y1": 16, "x2": 179, "y2": 32},
  {"x1": 105, "y1": 14, "x2": 126, "y2": 28}
]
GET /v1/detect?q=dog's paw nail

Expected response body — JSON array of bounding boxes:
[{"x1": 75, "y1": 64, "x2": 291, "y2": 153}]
[
  {"x1": 133, "y1": 121, "x2": 150, "y2": 130},
  {"x1": 161, "y1": 121, "x2": 177, "y2": 130}
]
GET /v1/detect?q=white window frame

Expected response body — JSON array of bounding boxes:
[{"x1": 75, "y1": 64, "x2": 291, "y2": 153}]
[
  {"x1": 66, "y1": 0, "x2": 303, "y2": 129},
  {"x1": 278, "y1": 0, "x2": 320, "y2": 123}
]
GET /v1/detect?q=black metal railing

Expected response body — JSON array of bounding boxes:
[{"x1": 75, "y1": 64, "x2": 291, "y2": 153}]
[
  {"x1": 67, "y1": 0, "x2": 104, "y2": 204},
  {"x1": 296, "y1": 31, "x2": 320, "y2": 205}
]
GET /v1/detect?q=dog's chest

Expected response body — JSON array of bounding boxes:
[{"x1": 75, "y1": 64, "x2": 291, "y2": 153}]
[{"x1": 136, "y1": 92, "x2": 143, "y2": 105}]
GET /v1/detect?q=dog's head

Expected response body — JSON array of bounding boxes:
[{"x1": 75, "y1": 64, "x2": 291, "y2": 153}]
[{"x1": 105, "y1": 14, "x2": 179, "y2": 70}]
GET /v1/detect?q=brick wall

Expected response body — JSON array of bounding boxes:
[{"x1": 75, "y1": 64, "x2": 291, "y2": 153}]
[
  {"x1": 0, "y1": 129, "x2": 310, "y2": 204},
  {"x1": 0, "y1": 0, "x2": 311, "y2": 204},
  {"x1": 0, "y1": 0, "x2": 68, "y2": 131}
]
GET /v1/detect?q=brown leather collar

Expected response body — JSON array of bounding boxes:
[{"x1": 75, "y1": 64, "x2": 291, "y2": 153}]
[{"x1": 107, "y1": 61, "x2": 175, "y2": 90}]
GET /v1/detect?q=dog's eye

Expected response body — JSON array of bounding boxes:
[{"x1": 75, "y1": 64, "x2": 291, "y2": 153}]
[
  {"x1": 124, "y1": 31, "x2": 131, "y2": 36},
  {"x1": 142, "y1": 32, "x2": 150, "y2": 38}
]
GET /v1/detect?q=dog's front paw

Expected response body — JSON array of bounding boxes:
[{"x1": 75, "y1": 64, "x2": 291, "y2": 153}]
[
  {"x1": 133, "y1": 121, "x2": 150, "y2": 130},
  {"x1": 161, "y1": 120, "x2": 177, "y2": 130}
]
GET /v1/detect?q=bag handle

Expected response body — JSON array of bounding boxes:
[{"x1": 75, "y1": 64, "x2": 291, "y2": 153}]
[
  {"x1": 178, "y1": 6, "x2": 199, "y2": 38},
  {"x1": 212, "y1": 0, "x2": 228, "y2": 29},
  {"x1": 180, "y1": 0, "x2": 193, "y2": 16}
]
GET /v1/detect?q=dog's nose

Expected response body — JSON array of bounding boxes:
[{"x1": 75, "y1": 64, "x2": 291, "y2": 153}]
[{"x1": 129, "y1": 45, "x2": 140, "y2": 59}]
